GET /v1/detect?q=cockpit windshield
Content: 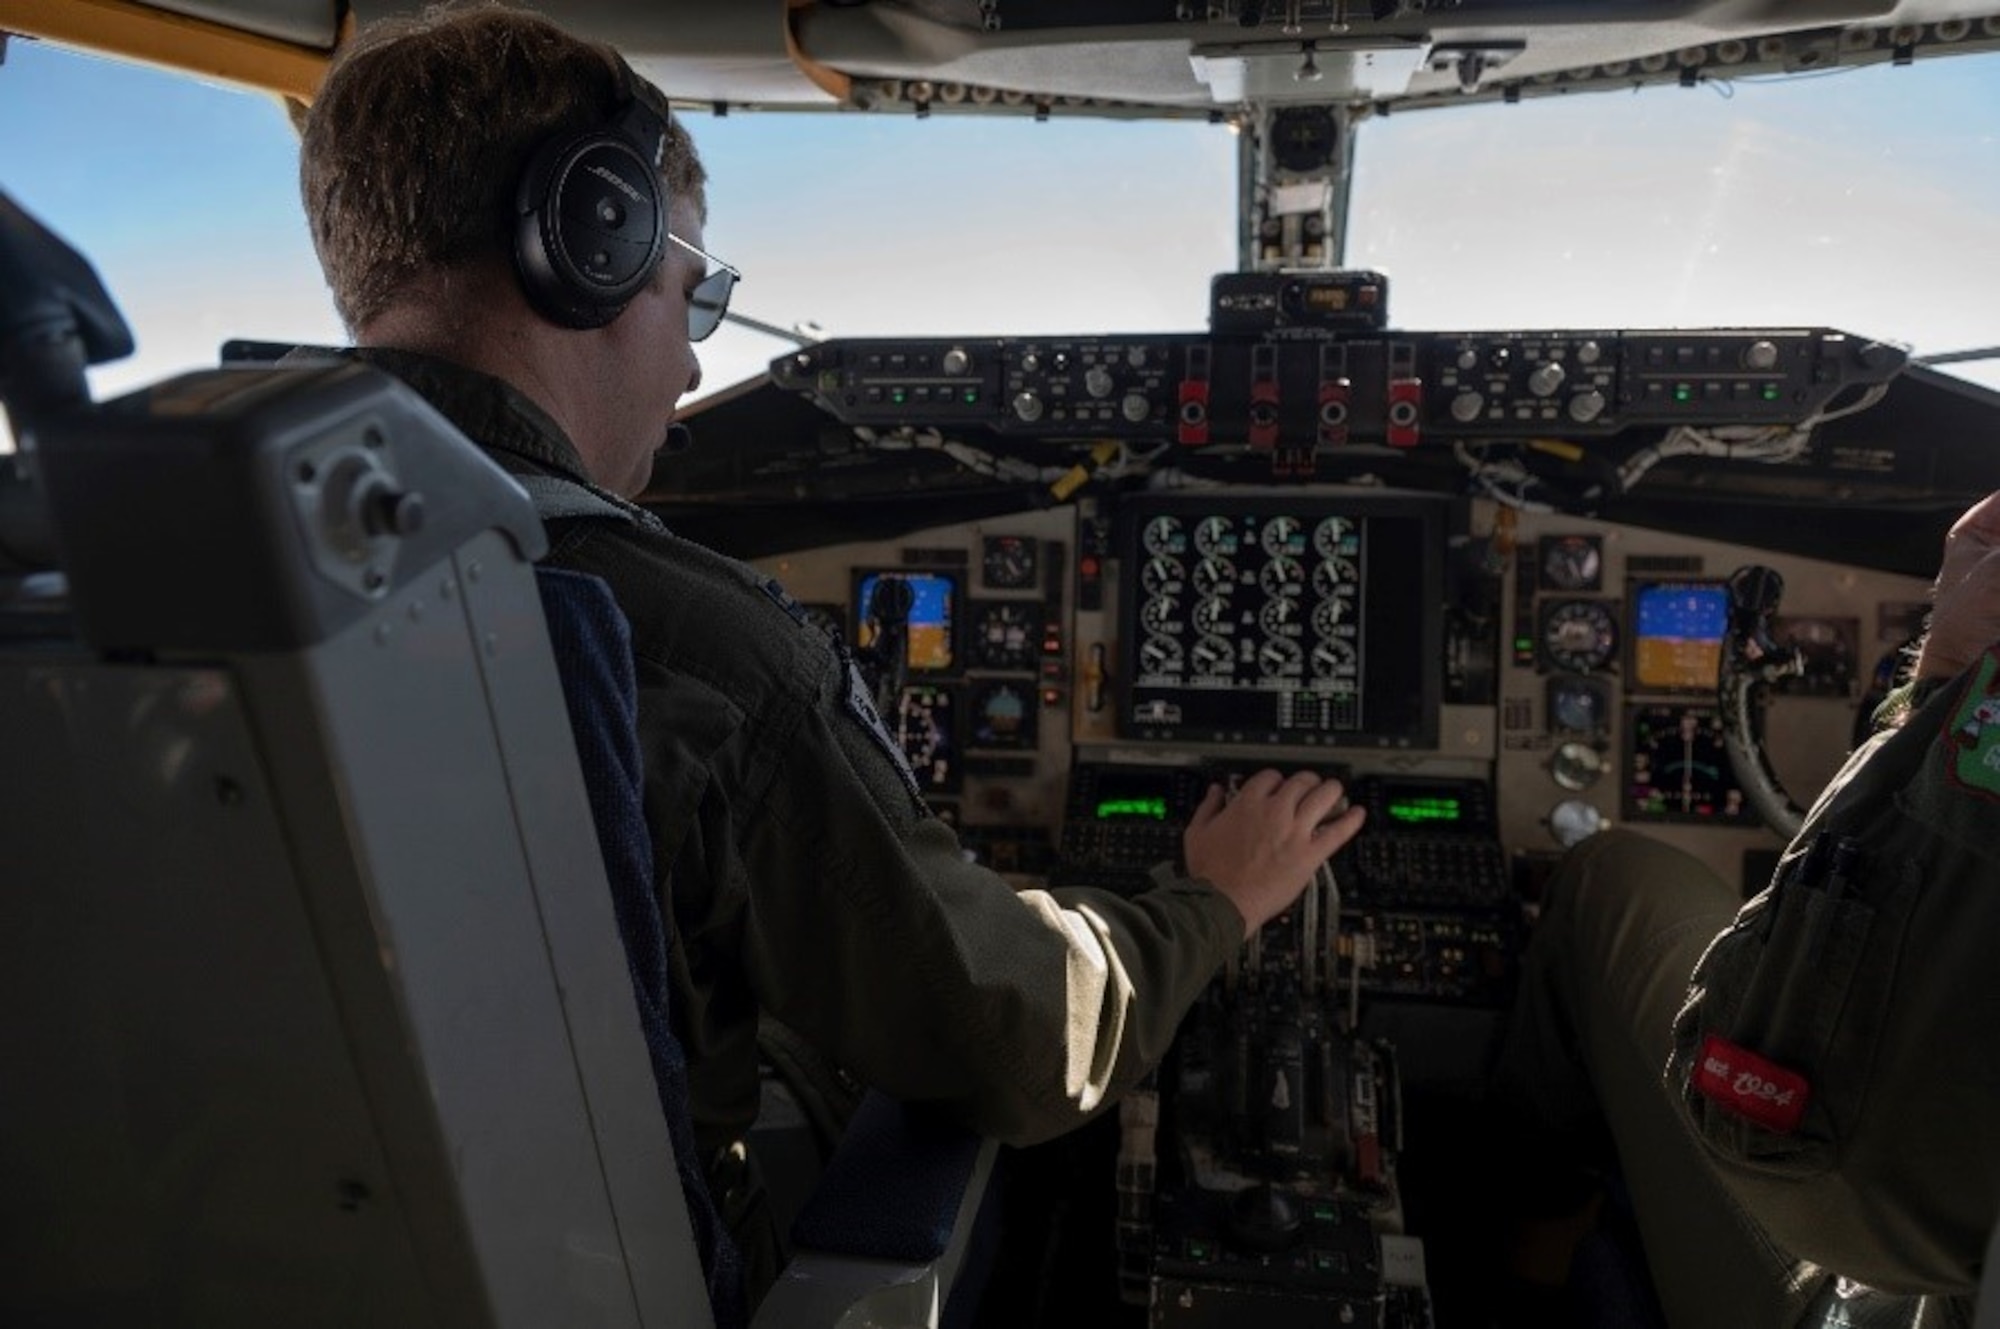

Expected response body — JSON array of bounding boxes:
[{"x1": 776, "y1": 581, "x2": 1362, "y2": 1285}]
[
  {"x1": 6, "y1": 36, "x2": 1992, "y2": 423},
  {"x1": 1346, "y1": 52, "x2": 2000, "y2": 392}
]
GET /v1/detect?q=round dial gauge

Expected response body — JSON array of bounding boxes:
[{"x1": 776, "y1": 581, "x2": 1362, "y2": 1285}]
[
  {"x1": 1311, "y1": 637, "x2": 1358, "y2": 679},
  {"x1": 970, "y1": 680, "x2": 1037, "y2": 749},
  {"x1": 1142, "y1": 516, "x2": 1186, "y2": 557},
  {"x1": 1257, "y1": 637, "x2": 1304, "y2": 677},
  {"x1": 1138, "y1": 636, "x2": 1182, "y2": 675},
  {"x1": 1258, "y1": 556, "x2": 1304, "y2": 597},
  {"x1": 1139, "y1": 595, "x2": 1179, "y2": 635},
  {"x1": 1548, "y1": 675, "x2": 1609, "y2": 735},
  {"x1": 1191, "y1": 597, "x2": 1232, "y2": 634},
  {"x1": 1549, "y1": 799, "x2": 1606, "y2": 848},
  {"x1": 1193, "y1": 516, "x2": 1240, "y2": 557},
  {"x1": 1551, "y1": 741, "x2": 1605, "y2": 791},
  {"x1": 1191, "y1": 634, "x2": 1236, "y2": 677},
  {"x1": 980, "y1": 534, "x2": 1039, "y2": 590},
  {"x1": 1540, "y1": 599, "x2": 1619, "y2": 673},
  {"x1": 971, "y1": 601, "x2": 1041, "y2": 671},
  {"x1": 1260, "y1": 515, "x2": 1305, "y2": 558},
  {"x1": 1193, "y1": 556, "x2": 1237, "y2": 597},
  {"x1": 1539, "y1": 534, "x2": 1603, "y2": 592},
  {"x1": 1311, "y1": 598, "x2": 1350, "y2": 638},
  {"x1": 1313, "y1": 557, "x2": 1359, "y2": 599},
  {"x1": 1312, "y1": 516, "x2": 1356, "y2": 559},
  {"x1": 1259, "y1": 597, "x2": 1301, "y2": 635},
  {"x1": 1140, "y1": 555, "x2": 1184, "y2": 596},
  {"x1": 1775, "y1": 615, "x2": 1858, "y2": 695}
]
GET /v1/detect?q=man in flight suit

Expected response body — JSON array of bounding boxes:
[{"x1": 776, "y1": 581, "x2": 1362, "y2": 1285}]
[
  {"x1": 297, "y1": 4, "x2": 1368, "y2": 1312},
  {"x1": 1498, "y1": 490, "x2": 2000, "y2": 1328}
]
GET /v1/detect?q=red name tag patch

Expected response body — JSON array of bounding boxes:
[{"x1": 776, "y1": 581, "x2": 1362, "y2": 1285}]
[{"x1": 1693, "y1": 1034, "x2": 1810, "y2": 1133}]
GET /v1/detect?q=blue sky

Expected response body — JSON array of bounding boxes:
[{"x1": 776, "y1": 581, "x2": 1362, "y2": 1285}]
[{"x1": 2, "y1": 33, "x2": 1996, "y2": 420}]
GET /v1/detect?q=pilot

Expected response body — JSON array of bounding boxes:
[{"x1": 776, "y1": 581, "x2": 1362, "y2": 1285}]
[
  {"x1": 296, "y1": 2, "x2": 1367, "y2": 1314},
  {"x1": 1497, "y1": 490, "x2": 2000, "y2": 1327}
]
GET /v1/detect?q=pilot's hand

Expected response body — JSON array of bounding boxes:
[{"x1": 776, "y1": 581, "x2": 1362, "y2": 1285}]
[
  {"x1": 1183, "y1": 769, "x2": 1367, "y2": 941},
  {"x1": 1916, "y1": 490, "x2": 2000, "y2": 681}
]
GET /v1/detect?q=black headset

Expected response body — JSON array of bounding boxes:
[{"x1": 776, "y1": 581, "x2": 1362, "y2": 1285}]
[{"x1": 513, "y1": 58, "x2": 671, "y2": 331}]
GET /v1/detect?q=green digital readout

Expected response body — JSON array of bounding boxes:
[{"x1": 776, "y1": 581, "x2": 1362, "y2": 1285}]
[
  {"x1": 1386, "y1": 796, "x2": 1461, "y2": 825},
  {"x1": 1096, "y1": 797, "x2": 1170, "y2": 821}
]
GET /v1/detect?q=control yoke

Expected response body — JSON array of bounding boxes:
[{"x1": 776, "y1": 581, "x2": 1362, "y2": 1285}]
[
  {"x1": 865, "y1": 574, "x2": 914, "y2": 718},
  {"x1": 0, "y1": 189, "x2": 135, "y2": 574},
  {"x1": 1719, "y1": 565, "x2": 1808, "y2": 838},
  {"x1": 0, "y1": 190, "x2": 132, "y2": 432}
]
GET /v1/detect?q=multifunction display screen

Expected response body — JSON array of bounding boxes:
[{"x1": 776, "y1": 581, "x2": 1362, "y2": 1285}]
[
  {"x1": 1629, "y1": 580, "x2": 1729, "y2": 692},
  {"x1": 853, "y1": 570, "x2": 959, "y2": 672},
  {"x1": 1118, "y1": 494, "x2": 1445, "y2": 748}
]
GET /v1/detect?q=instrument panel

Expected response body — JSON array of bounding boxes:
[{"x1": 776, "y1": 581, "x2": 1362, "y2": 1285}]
[{"x1": 751, "y1": 490, "x2": 1930, "y2": 897}]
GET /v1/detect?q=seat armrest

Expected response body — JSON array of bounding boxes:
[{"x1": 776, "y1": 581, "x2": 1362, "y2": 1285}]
[{"x1": 752, "y1": 1093, "x2": 1000, "y2": 1329}]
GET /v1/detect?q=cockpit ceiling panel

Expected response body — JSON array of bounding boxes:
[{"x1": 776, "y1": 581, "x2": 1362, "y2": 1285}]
[
  {"x1": 337, "y1": 0, "x2": 839, "y2": 106},
  {"x1": 96, "y1": 0, "x2": 2000, "y2": 110},
  {"x1": 791, "y1": 0, "x2": 2000, "y2": 112},
  {"x1": 119, "y1": 0, "x2": 339, "y2": 48}
]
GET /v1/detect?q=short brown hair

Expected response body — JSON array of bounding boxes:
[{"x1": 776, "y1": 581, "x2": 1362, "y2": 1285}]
[{"x1": 300, "y1": 2, "x2": 707, "y2": 331}]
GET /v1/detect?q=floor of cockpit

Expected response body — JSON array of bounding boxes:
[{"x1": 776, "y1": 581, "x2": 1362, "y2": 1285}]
[{"x1": 966, "y1": 1082, "x2": 1620, "y2": 1329}]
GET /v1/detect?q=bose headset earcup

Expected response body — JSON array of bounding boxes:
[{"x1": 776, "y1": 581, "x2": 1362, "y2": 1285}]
[{"x1": 513, "y1": 62, "x2": 669, "y2": 330}]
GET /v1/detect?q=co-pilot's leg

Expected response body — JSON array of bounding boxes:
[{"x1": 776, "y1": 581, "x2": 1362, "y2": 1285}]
[{"x1": 1496, "y1": 829, "x2": 1825, "y2": 1329}]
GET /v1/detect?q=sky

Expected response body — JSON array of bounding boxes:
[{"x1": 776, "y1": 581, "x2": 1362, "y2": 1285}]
[{"x1": 1, "y1": 33, "x2": 1996, "y2": 443}]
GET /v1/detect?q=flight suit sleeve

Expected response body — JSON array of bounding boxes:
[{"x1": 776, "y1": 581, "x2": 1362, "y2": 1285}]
[{"x1": 737, "y1": 649, "x2": 1245, "y2": 1147}]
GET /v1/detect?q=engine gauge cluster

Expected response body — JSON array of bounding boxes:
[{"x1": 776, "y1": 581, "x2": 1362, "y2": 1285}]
[{"x1": 1120, "y1": 496, "x2": 1445, "y2": 748}]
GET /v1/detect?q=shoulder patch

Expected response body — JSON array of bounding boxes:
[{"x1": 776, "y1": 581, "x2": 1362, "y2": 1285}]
[
  {"x1": 840, "y1": 646, "x2": 926, "y2": 804},
  {"x1": 758, "y1": 576, "x2": 813, "y2": 628},
  {"x1": 1943, "y1": 646, "x2": 2000, "y2": 801}
]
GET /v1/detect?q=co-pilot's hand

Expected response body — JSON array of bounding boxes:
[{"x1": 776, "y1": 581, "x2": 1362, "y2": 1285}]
[
  {"x1": 1916, "y1": 490, "x2": 2000, "y2": 681},
  {"x1": 1182, "y1": 769, "x2": 1367, "y2": 940}
]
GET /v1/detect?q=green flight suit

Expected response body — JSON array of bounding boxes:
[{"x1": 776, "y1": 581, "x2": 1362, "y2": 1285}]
[
  {"x1": 354, "y1": 349, "x2": 1245, "y2": 1287},
  {"x1": 1499, "y1": 661, "x2": 2000, "y2": 1328}
]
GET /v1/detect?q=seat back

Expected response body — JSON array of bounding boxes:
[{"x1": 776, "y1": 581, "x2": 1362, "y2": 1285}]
[{"x1": 0, "y1": 362, "x2": 711, "y2": 1328}]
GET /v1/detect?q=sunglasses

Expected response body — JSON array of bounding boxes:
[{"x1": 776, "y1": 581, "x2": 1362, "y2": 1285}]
[{"x1": 667, "y1": 231, "x2": 741, "y2": 342}]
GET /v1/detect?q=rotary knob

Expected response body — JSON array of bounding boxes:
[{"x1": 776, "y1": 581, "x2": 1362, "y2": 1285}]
[
  {"x1": 1122, "y1": 391, "x2": 1150, "y2": 423},
  {"x1": 1527, "y1": 360, "x2": 1567, "y2": 397},
  {"x1": 1549, "y1": 798, "x2": 1606, "y2": 847},
  {"x1": 1012, "y1": 391, "x2": 1044, "y2": 423},
  {"x1": 1744, "y1": 339, "x2": 1779, "y2": 371},
  {"x1": 1084, "y1": 365, "x2": 1115, "y2": 399},
  {"x1": 941, "y1": 346, "x2": 971, "y2": 375},
  {"x1": 1575, "y1": 339, "x2": 1603, "y2": 366},
  {"x1": 1568, "y1": 389, "x2": 1607, "y2": 423},
  {"x1": 1450, "y1": 389, "x2": 1484, "y2": 423}
]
